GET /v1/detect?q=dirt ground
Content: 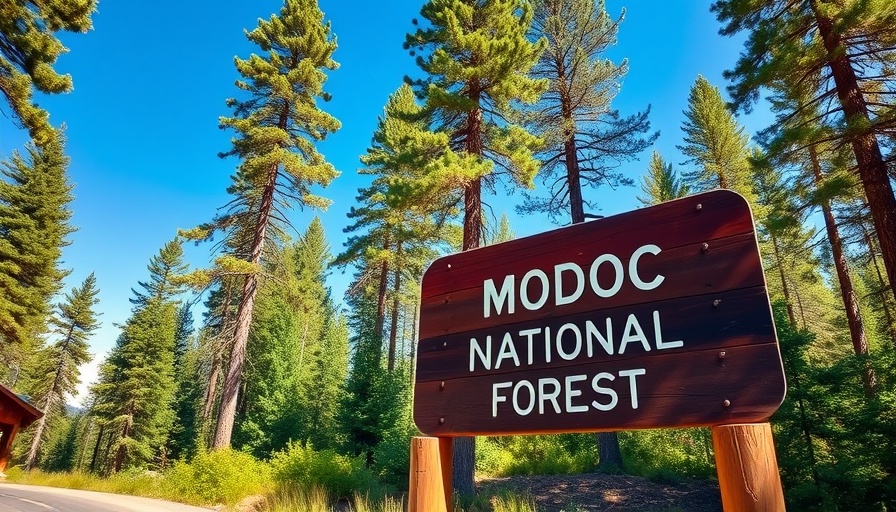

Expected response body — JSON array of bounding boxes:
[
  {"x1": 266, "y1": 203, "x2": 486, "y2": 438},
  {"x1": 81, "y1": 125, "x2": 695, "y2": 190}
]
[{"x1": 477, "y1": 473, "x2": 722, "y2": 512}]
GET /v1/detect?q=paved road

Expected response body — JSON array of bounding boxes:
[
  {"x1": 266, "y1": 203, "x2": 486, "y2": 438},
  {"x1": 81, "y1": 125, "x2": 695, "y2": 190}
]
[{"x1": 0, "y1": 483, "x2": 215, "y2": 512}]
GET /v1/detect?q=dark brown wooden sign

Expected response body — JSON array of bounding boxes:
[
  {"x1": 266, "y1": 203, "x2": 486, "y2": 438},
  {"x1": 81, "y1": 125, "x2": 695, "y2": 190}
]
[{"x1": 414, "y1": 190, "x2": 786, "y2": 436}]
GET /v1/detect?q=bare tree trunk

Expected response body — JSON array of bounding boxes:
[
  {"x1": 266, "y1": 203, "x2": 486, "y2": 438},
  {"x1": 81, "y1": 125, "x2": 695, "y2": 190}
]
[
  {"x1": 809, "y1": 146, "x2": 876, "y2": 395},
  {"x1": 771, "y1": 233, "x2": 797, "y2": 326},
  {"x1": 454, "y1": 93, "x2": 484, "y2": 499},
  {"x1": 388, "y1": 242, "x2": 403, "y2": 371},
  {"x1": 597, "y1": 432, "x2": 624, "y2": 472},
  {"x1": 25, "y1": 414, "x2": 48, "y2": 470},
  {"x1": 376, "y1": 234, "x2": 391, "y2": 342},
  {"x1": 812, "y1": 0, "x2": 896, "y2": 308}
]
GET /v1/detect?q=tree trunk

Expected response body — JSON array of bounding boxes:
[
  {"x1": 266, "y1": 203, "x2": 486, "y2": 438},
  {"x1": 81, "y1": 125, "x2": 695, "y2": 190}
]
[
  {"x1": 564, "y1": 125, "x2": 585, "y2": 224},
  {"x1": 454, "y1": 91, "x2": 484, "y2": 498},
  {"x1": 89, "y1": 424, "x2": 105, "y2": 472},
  {"x1": 861, "y1": 222, "x2": 896, "y2": 344},
  {"x1": 597, "y1": 432, "x2": 624, "y2": 472},
  {"x1": 25, "y1": 414, "x2": 48, "y2": 470},
  {"x1": 812, "y1": 0, "x2": 896, "y2": 308},
  {"x1": 376, "y1": 234, "x2": 391, "y2": 342},
  {"x1": 809, "y1": 146, "x2": 876, "y2": 395},
  {"x1": 388, "y1": 241, "x2": 403, "y2": 372},
  {"x1": 213, "y1": 160, "x2": 278, "y2": 449},
  {"x1": 771, "y1": 233, "x2": 797, "y2": 326}
]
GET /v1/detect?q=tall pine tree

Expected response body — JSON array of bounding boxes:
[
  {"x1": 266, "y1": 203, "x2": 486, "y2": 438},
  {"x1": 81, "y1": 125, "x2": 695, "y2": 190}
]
[
  {"x1": 406, "y1": 0, "x2": 546, "y2": 494},
  {"x1": 0, "y1": 131, "x2": 73, "y2": 369},
  {"x1": 180, "y1": 0, "x2": 341, "y2": 449},
  {"x1": 521, "y1": 0, "x2": 656, "y2": 222},
  {"x1": 23, "y1": 273, "x2": 99, "y2": 470}
]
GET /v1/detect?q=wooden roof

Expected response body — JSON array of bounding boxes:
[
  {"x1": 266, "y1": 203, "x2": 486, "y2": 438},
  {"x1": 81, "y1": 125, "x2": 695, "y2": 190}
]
[{"x1": 0, "y1": 382, "x2": 43, "y2": 428}]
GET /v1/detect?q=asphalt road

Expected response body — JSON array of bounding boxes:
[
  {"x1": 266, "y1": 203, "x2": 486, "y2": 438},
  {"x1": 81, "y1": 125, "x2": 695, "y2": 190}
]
[{"x1": 0, "y1": 483, "x2": 215, "y2": 512}]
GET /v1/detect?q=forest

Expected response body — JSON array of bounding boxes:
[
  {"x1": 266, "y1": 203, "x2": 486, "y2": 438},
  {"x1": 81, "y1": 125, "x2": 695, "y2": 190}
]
[{"x1": 1, "y1": 0, "x2": 895, "y2": 510}]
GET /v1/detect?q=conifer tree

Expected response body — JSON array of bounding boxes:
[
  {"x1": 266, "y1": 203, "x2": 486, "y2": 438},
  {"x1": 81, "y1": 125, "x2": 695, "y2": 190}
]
[
  {"x1": 714, "y1": 0, "x2": 896, "y2": 305},
  {"x1": 407, "y1": 0, "x2": 546, "y2": 493},
  {"x1": 24, "y1": 273, "x2": 99, "y2": 470},
  {"x1": 677, "y1": 76, "x2": 755, "y2": 202},
  {"x1": 0, "y1": 131, "x2": 73, "y2": 365},
  {"x1": 180, "y1": 0, "x2": 340, "y2": 449},
  {"x1": 90, "y1": 241, "x2": 185, "y2": 472},
  {"x1": 166, "y1": 304, "x2": 201, "y2": 461},
  {"x1": 0, "y1": 1, "x2": 96, "y2": 145},
  {"x1": 406, "y1": 0, "x2": 546, "y2": 250},
  {"x1": 637, "y1": 151, "x2": 689, "y2": 206},
  {"x1": 521, "y1": 0, "x2": 656, "y2": 222}
]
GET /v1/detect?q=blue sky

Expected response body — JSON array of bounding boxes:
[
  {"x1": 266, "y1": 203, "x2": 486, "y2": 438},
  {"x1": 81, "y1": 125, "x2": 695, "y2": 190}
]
[{"x1": 0, "y1": 1, "x2": 771, "y2": 402}]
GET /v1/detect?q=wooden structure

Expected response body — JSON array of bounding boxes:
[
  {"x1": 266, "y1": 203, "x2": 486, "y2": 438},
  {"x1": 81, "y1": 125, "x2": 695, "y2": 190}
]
[
  {"x1": 410, "y1": 190, "x2": 787, "y2": 511},
  {"x1": 415, "y1": 190, "x2": 785, "y2": 435},
  {"x1": 0, "y1": 382, "x2": 42, "y2": 474}
]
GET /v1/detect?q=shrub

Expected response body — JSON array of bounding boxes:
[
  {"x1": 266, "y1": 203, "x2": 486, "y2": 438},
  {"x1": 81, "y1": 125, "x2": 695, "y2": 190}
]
[
  {"x1": 270, "y1": 442, "x2": 378, "y2": 499},
  {"x1": 161, "y1": 448, "x2": 272, "y2": 506}
]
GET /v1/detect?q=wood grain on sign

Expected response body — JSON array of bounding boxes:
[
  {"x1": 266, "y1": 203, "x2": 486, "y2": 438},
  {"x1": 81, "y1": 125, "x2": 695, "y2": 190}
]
[{"x1": 414, "y1": 190, "x2": 786, "y2": 436}]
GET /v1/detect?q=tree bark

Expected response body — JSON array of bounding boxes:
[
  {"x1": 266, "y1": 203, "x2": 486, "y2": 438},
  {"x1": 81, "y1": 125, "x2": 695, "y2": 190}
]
[
  {"x1": 809, "y1": 146, "x2": 876, "y2": 395},
  {"x1": 213, "y1": 159, "x2": 278, "y2": 448},
  {"x1": 376, "y1": 234, "x2": 390, "y2": 343},
  {"x1": 388, "y1": 241, "x2": 403, "y2": 372},
  {"x1": 597, "y1": 432, "x2": 624, "y2": 472},
  {"x1": 454, "y1": 88, "x2": 484, "y2": 498},
  {"x1": 812, "y1": 0, "x2": 896, "y2": 308}
]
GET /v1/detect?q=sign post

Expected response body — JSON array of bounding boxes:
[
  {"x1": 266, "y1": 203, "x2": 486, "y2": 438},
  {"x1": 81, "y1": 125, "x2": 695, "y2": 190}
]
[{"x1": 409, "y1": 190, "x2": 787, "y2": 510}]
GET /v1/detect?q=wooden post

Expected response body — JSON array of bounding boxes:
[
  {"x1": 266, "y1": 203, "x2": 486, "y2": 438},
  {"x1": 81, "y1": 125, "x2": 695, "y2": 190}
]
[
  {"x1": 408, "y1": 436, "x2": 452, "y2": 512},
  {"x1": 712, "y1": 422, "x2": 785, "y2": 511}
]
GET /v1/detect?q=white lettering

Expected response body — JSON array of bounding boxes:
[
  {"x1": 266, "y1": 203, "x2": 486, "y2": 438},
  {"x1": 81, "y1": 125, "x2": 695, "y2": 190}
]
[
  {"x1": 619, "y1": 314, "x2": 650, "y2": 354},
  {"x1": 591, "y1": 372, "x2": 618, "y2": 411},
  {"x1": 589, "y1": 254, "x2": 624, "y2": 298},
  {"x1": 619, "y1": 368, "x2": 646, "y2": 409},
  {"x1": 555, "y1": 262, "x2": 585, "y2": 306},
  {"x1": 492, "y1": 381, "x2": 512, "y2": 417},
  {"x1": 520, "y1": 269, "x2": 550, "y2": 311},
  {"x1": 630, "y1": 244, "x2": 664, "y2": 291},
  {"x1": 495, "y1": 332, "x2": 520, "y2": 369},
  {"x1": 470, "y1": 336, "x2": 492, "y2": 372},
  {"x1": 565, "y1": 374, "x2": 589, "y2": 413},
  {"x1": 484, "y1": 275, "x2": 515, "y2": 318},
  {"x1": 556, "y1": 323, "x2": 582, "y2": 360},
  {"x1": 538, "y1": 378, "x2": 562, "y2": 414},
  {"x1": 513, "y1": 380, "x2": 536, "y2": 416},
  {"x1": 653, "y1": 310, "x2": 683, "y2": 350},
  {"x1": 585, "y1": 318, "x2": 614, "y2": 356},
  {"x1": 519, "y1": 327, "x2": 540, "y2": 365}
]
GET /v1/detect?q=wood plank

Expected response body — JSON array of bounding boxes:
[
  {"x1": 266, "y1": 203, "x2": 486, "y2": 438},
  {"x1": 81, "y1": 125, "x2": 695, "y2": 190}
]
[
  {"x1": 413, "y1": 343, "x2": 785, "y2": 436},
  {"x1": 416, "y1": 286, "x2": 775, "y2": 382},
  {"x1": 421, "y1": 190, "x2": 754, "y2": 300},
  {"x1": 419, "y1": 232, "x2": 765, "y2": 340}
]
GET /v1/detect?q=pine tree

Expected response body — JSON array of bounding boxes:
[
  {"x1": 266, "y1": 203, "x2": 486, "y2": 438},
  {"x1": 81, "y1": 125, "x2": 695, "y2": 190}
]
[
  {"x1": 521, "y1": 0, "x2": 656, "y2": 222},
  {"x1": 23, "y1": 273, "x2": 99, "y2": 470},
  {"x1": 0, "y1": 1, "x2": 96, "y2": 145},
  {"x1": 0, "y1": 131, "x2": 73, "y2": 359},
  {"x1": 714, "y1": 0, "x2": 896, "y2": 305},
  {"x1": 406, "y1": 0, "x2": 546, "y2": 494},
  {"x1": 166, "y1": 303, "x2": 201, "y2": 462},
  {"x1": 180, "y1": 0, "x2": 340, "y2": 449},
  {"x1": 637, "y1": 151, "x2": 689, "y2": 205},
  {"x1": 677, "y1": 76, "x2": 755, "y2": 202},
  {"x1": 90, "y1": 241, "x2": 185, "y2": 472},
  {"x1": 406, "y1": 0, "x2": 546, "y2": 251}
]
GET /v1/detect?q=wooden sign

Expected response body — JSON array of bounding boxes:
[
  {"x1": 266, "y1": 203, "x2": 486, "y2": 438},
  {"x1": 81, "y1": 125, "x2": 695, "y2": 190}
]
[{"x1": 414, "y1": 190, "x2": 786, "y2": 436}]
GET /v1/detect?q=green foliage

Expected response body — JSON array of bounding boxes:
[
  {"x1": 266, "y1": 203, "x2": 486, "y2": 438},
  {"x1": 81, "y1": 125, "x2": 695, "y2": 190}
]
[
  {"x1": 677, "y1": 76, "x2": 755, "y2": 204},
  {"x1": 22, "y1": 273, "x2": 99, "y2": 469},
  {"x1": 619, "y1": 429, "x2": 715, "y2": 482},
  {"x1": 0, "y1": 0, "x2": 96, "y2": 145},
  {"x1": 477, "y1": 435, "x2": 598, "y2": 477},
  {"x1": 0, "y1": 131, "x2": 73, "y2": 355},
  {"x1": 163, "y1": 448, "x2": 272, "y2": 506},
  {"x1": 270, "y1": 442, "x2": 378, "y2": 499},
  {"x1": 637, "y1": 151, "x2": 689, "y2": 205},
  {"x1": 522, "y1": 0, "x2": 656, "y2": 222}
]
